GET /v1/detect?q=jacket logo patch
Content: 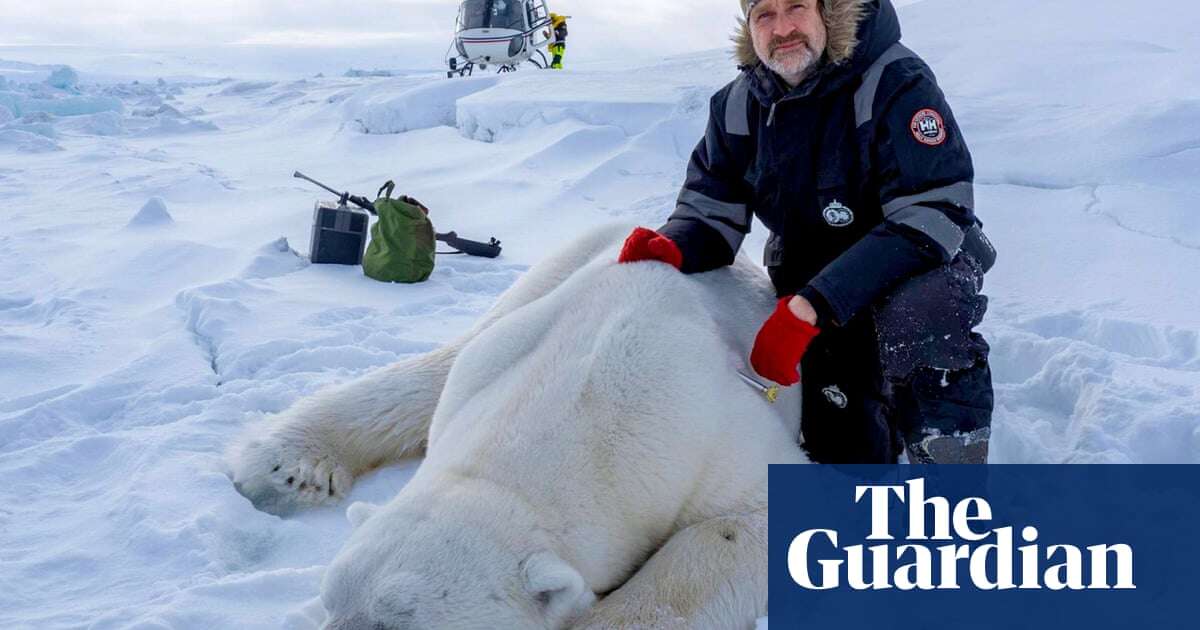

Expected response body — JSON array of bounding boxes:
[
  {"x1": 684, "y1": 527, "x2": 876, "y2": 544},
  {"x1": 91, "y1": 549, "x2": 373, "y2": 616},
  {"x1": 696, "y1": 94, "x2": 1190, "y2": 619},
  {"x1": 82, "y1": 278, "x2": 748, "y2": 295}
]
[
  {"x1": 910, "y1": 108, "x2": 947, "y2": 146},
  {"x1": 822, "y1": 200, "x2": 855, "y2": 227},
  {"x1": 823, "y1": 385, "x2": 849, "y2": 409}
]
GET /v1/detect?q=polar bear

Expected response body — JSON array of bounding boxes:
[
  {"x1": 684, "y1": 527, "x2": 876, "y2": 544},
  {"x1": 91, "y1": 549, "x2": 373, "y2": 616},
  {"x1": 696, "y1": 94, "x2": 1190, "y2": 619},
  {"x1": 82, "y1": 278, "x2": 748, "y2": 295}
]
[{"x1": 229, "y1": 224, "x2": 807, "y2": 629}]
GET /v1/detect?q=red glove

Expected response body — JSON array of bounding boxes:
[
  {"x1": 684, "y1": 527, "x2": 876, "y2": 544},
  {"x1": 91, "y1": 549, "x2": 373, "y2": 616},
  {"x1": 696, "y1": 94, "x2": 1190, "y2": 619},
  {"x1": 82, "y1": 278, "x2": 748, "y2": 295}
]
[
  {"x1": 750, "y1": 297, "x2": 822, "y2": 386},
  {"x1": 618, "y1": 227, "x2": 683, "y2": 269}
]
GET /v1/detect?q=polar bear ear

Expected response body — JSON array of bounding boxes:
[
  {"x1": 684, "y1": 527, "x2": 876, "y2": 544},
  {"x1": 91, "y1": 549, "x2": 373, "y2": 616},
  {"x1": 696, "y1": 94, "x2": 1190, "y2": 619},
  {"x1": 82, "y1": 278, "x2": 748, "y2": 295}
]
[
  {"x1": 346, "y1": 501, "x2": 381, "y2": 529},
  {"x1": 521, "y1": 551, "x2": 595, "y2": 621}
]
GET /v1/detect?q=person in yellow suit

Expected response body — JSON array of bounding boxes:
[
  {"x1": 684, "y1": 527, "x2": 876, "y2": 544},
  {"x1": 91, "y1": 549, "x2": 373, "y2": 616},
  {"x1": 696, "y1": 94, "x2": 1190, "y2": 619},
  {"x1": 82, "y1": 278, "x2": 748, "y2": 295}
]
[{"x1": 546, "y1": 13, "x2": 569, "y2": 69}]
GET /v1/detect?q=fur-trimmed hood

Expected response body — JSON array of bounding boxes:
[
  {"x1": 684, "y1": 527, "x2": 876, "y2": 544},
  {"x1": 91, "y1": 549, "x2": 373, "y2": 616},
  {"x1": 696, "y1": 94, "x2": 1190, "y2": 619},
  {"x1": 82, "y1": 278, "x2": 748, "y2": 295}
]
[{"x1": 734, "y1": 0, "x2": 889, "y2": 69}]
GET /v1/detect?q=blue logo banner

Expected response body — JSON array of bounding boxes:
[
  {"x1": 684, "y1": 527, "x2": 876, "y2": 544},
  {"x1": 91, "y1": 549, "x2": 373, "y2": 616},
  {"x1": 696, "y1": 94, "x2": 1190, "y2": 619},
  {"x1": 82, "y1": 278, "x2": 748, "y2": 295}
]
[{"x1": 768, "y1": 465, "x2": 1200, "y2": 629}]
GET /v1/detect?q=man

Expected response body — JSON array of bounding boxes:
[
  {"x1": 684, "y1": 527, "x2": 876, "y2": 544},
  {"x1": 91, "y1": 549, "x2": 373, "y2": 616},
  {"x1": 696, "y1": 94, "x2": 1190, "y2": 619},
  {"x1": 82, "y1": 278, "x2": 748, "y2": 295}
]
[
  {"x1": 547, "y1": 13, "x2": 569, "y2": 69},
  {"x1": 618, "y1": 0, "x2": 996, "y2": 464}
]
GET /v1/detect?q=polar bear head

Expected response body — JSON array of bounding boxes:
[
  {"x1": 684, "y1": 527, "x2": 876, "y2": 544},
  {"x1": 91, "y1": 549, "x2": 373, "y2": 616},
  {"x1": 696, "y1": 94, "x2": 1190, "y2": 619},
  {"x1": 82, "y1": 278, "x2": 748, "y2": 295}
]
[{"x1": 321, "y1": 498, "x2": 595, "y2": 630}]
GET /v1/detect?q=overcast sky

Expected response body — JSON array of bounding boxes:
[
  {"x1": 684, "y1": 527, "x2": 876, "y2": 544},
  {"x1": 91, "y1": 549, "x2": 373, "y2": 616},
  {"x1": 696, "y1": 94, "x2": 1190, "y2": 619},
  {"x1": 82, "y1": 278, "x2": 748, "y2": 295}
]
[{"x1": 0, "y1": 1, "x2": 746, "y2": 62}]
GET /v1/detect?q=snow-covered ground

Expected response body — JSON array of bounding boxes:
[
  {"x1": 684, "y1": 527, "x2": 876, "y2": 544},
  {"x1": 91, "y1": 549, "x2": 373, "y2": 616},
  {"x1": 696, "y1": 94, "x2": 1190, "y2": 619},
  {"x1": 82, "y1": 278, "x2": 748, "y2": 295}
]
[{"x1": 1, "y1": 0, "x2": 1198, "y2": 627}]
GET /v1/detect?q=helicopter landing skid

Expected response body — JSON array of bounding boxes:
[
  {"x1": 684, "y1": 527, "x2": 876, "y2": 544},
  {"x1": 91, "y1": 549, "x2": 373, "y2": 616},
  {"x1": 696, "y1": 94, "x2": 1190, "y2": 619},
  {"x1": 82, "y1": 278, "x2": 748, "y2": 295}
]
[
  {"x1": 447, "y1": 59, "x2": 476, "y2": 78},
  {"x1": 447, "y1": 50, "x2": 550, "y2": 78}
]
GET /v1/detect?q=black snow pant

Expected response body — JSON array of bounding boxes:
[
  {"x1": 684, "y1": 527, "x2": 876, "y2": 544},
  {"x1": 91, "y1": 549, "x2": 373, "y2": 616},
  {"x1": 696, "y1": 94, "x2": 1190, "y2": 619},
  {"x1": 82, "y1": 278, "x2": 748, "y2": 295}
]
[{"x1": 789, "y1": 255, "x2": 994, "y2": 464}]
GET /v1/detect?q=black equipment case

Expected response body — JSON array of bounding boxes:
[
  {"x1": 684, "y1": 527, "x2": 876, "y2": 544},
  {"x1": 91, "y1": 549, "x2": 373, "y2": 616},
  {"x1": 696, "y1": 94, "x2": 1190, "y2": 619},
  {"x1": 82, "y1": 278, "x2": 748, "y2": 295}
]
[{"x1": 309, "y1": 201, "x2": 370, "y2": 265}]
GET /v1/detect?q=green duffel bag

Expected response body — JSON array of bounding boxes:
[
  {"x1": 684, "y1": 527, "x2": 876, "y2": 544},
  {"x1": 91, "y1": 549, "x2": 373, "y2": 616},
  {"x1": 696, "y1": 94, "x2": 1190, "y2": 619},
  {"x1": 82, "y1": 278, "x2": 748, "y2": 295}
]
[{"x1": 363, "y1": 181, "x2": 436, "y2": 283}]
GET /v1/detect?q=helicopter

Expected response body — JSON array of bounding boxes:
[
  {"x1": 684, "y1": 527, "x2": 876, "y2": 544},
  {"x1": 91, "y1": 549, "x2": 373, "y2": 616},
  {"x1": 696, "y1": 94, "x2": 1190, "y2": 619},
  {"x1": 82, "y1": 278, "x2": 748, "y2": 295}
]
[{"x1": 446, "y1": 0, "x2": 554, "y2": 77}]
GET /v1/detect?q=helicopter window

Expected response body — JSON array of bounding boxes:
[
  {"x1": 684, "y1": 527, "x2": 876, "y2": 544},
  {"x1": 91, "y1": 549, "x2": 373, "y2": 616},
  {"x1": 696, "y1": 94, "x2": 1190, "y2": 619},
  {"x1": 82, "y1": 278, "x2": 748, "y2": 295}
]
[
  {"x1": 489, "y1": 0, "x2": 525, "y2": 30},
  {"x1": 459, "y1": 0, "x2": 526, "y2": 30},
  {"x1": 460, "y1": 0, "x2": 488, "y2": 29}
]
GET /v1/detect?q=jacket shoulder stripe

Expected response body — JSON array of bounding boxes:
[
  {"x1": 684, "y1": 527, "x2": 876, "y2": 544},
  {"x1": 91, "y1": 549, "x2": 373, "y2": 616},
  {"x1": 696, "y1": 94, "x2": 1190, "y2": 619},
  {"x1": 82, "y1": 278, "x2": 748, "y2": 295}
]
[
  {"x1": 672, "y1": 188, "x2": 750, "y2": 252},
  {"x1": 676, "y1": 188, "x2": 750, "y2": 226},
  {"x1": 725, "y1": 75, "x2": 751, "y2": 136},
  {"x1": 889, "y1": 204, "x2": 966, "y2": 258},
  {"x1": 854, "y1": 42, "x2": 918, "y2": 128},
  {"x1": 882, "y1": 181, "x2": 975, "y2": 217}
]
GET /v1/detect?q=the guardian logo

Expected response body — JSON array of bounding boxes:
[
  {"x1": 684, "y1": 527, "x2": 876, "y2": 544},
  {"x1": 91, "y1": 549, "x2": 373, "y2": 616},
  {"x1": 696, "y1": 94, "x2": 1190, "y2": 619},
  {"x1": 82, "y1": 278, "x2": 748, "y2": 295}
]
[{"x1": 788, "y1": 478, "x2": 1136, "y2": 591}]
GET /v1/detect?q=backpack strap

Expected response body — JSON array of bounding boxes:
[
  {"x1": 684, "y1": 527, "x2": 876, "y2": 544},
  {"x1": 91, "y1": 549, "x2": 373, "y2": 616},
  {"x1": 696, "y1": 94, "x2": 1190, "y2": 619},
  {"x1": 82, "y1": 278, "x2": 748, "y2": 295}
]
[{"x1": 377, "y1": 180, "x2": 396, "y2": 200}]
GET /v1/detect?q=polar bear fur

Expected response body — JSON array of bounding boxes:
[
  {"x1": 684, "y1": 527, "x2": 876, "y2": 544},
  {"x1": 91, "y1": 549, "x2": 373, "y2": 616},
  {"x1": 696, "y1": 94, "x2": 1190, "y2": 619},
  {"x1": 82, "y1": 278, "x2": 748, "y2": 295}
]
[{"x1": 229, "y1": 224, "x2": 807, "y2": 629}]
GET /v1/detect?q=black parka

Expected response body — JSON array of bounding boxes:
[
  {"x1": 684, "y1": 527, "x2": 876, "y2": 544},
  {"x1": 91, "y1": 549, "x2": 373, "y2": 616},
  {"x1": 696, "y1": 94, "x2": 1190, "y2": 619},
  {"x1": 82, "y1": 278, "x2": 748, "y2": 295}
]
[{"x1": 658, "y1": 0, "x2": 986, "y2": 328}]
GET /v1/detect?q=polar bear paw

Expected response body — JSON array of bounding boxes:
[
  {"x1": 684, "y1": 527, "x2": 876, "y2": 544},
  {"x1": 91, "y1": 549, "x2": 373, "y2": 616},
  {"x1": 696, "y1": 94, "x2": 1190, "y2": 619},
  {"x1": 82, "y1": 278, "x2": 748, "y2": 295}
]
[{"x1": 229, "y1": 427, "x2": 354, "y2": 516}]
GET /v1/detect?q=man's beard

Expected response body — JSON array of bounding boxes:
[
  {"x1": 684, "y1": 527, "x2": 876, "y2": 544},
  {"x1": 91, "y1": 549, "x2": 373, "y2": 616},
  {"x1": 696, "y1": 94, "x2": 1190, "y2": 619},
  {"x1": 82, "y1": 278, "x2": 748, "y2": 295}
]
[{"x1": 762, "y1": 35, "x2": 821, "y2": 86}]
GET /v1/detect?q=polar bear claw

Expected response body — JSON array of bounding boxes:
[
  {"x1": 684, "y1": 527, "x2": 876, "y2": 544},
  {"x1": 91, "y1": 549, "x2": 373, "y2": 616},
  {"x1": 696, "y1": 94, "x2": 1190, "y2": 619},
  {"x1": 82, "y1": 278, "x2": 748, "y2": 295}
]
[{"x1": 230, "y1": 429, "x2": 354, "y2": 515}]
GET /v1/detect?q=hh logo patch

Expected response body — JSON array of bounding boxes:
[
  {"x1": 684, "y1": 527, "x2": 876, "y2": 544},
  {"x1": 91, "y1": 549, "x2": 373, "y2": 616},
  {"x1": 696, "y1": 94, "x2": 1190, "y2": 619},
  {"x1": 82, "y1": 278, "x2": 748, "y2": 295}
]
[
  {"x1": 822, "y1": 200, "x2": 854, "y2": 227},
  {"x1": 822, "y1": 385, "x2": 849, "y2": 409},
  {"x1": 910, "y1": 108, "x2": 947, "y2": 146}
]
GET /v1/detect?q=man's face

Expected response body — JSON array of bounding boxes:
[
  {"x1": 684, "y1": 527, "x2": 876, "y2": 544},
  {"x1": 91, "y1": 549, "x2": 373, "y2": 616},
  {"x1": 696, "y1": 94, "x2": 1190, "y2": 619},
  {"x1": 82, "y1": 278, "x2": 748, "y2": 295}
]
[{"x1": 749, "y1": 0, "x2": 828, "y2": 86}]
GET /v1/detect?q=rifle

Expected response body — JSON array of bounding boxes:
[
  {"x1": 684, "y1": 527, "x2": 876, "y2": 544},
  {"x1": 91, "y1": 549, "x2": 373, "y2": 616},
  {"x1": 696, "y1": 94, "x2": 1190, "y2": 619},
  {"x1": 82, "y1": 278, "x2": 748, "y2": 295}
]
[
  {"x1": 437, "y1": 232, "x2": 503, "y2": 258},
  {"x1": 294, "y1": 171, "x2": 378, "y2": 215}
]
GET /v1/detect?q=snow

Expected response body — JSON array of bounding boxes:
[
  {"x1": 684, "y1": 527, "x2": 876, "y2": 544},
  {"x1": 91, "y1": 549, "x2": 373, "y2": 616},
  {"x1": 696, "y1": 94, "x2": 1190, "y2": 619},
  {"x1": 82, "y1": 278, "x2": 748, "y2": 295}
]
[
  {"x1": 344, "y1": 76, "x2": 500, "y2": 135},
  {"x1": 0, "y1": 129, "x2": 61, "y2": 153},
  {"x1": 454, "y1": 58, "x2": 714, "y2": 142},
  {"x1": 0, "y1": 90, "x2": 123, "y2": 118},
  {"x1": 46, "y1": 66, "x2": 79, "y2": 91},
  {"x1": 128, "y1": 197, "x2": 175, "y2": 228},
  {"x1": 217, "y1": 80, "x2": 277, "y2": 96},
  {"x1": 1, "y1": 0, "x2": 1198, "y2": 627}
]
